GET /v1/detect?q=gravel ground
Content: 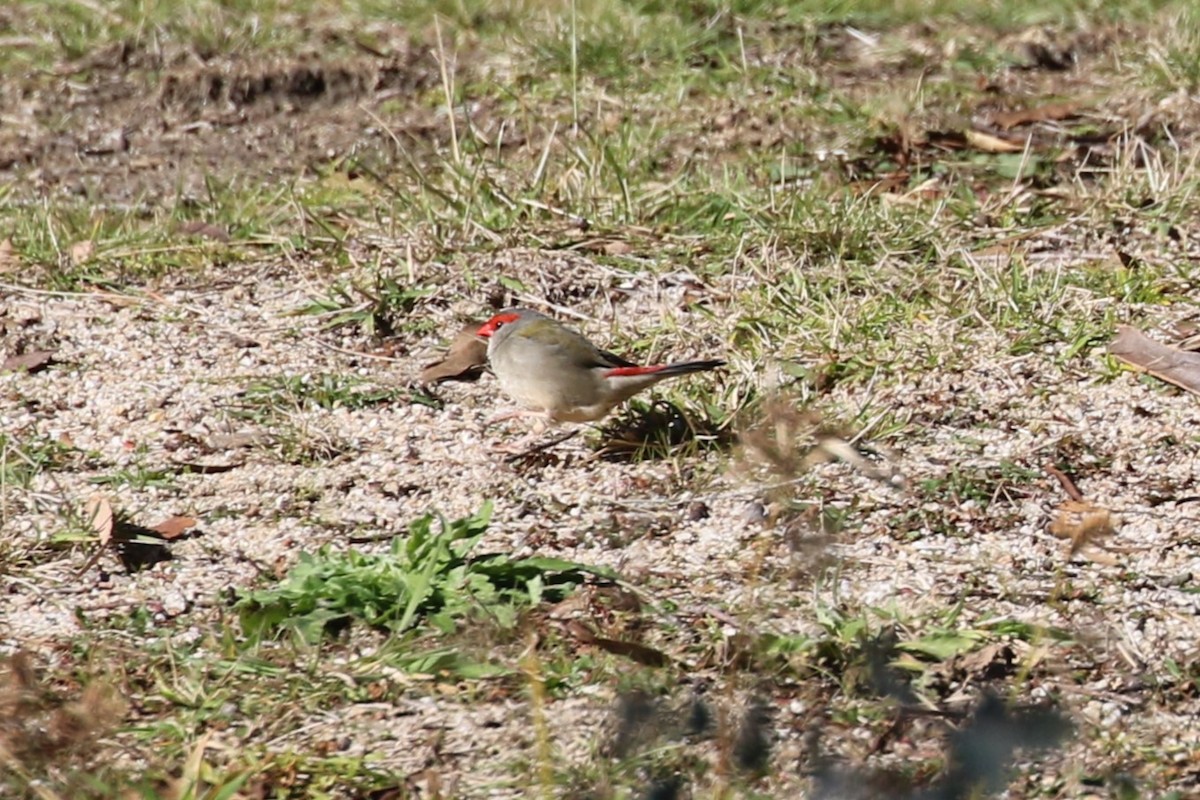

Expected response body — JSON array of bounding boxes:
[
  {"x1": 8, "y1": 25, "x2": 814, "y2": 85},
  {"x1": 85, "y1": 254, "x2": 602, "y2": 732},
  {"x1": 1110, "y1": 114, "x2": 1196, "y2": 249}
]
[{"x1": 5, "y1": 244, "x2": 1200, "y2": 794}]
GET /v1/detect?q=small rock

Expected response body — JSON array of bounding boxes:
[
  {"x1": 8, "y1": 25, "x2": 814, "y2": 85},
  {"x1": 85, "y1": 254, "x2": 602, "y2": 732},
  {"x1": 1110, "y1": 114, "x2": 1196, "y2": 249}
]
[
  {"x1": 13, "y1": 305, "x2": 42, "y2": 326},
  {"x1": 741, "y1": 501, "x2": 767, "y2": 524},
  {"x1": 160, "y1": 589, "x2": 189, "y2": 617}
]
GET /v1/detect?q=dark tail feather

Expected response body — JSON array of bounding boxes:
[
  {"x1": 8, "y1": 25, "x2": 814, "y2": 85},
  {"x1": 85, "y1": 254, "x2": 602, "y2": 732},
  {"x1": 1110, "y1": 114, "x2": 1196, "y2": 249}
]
[{"x1": 656, "y1": 359, "x2": 726, "y2": 376}]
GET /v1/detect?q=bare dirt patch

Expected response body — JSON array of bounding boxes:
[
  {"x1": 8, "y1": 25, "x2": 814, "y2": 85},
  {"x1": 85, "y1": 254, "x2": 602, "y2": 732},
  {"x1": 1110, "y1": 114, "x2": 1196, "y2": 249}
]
[{"x1": 0, "y1": 35, "x2": 457, "y2": 205}]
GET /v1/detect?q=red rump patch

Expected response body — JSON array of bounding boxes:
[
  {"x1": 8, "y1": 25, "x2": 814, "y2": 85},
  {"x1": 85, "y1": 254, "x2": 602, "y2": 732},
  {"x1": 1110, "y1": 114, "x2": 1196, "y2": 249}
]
[{"x1": 604, "y1": 365, "x2": 665, "y2": 377}]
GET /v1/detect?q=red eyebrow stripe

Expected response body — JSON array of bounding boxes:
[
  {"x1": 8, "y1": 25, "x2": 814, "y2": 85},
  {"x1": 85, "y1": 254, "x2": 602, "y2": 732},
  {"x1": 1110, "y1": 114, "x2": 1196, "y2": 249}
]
[
  {"x1": 478, "y1": 312, "x2": 523, "y2": 335},
  {"x1": 604, "y1": 365, "x2": 664, "y2": 377}
]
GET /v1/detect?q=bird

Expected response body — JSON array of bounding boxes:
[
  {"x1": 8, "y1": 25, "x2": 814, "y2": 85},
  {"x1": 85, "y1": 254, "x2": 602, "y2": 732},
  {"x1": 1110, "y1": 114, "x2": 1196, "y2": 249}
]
[{"x1": 475, "y1": 307, "x2": 725, "y2": 426}]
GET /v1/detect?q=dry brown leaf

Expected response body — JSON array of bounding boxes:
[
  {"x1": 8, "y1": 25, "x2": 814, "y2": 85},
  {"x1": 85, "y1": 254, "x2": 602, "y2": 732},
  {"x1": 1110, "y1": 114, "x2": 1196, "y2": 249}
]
[
  {"x1": 958, "y1": 642, "x2": 1016, "y2": 678},
  {"x1": 566, "y1": 620, "x2": 597, "y2": 643},
  {"x1": 1045, "y1": 463, "x2": 1084, "y2": 502},
  {"x1": 174, "y1": 459, "x2": 244, "y2": 474},
  {"x1": 419, "y1": 323, "x2": 488, "y2": 384},
  {"x1": 926, "y1": 130, "x2": 969, "y2": 151},
  {"x1": 1165, "y1": 318, "x2": 1200, "y2": 351},
  {"x1": 84, "y1": 495, "x2": 114, "y2": 546},
  {"x1": 547, "y1": 592, "x2": 590, "y2": 619},
  {"x1": 575, "y1": 239, "x2": 635, "y2": 256},
  {"x1": 964, "y1": 129, "x2": 1026, "y2": 153},
  {"x1": 970, "y1": 243, "x2": 1022, "y2": 260},
  {"x1": 590, "y1": 635, "x2": 669, "y2": 667},
  {"x1": 223, "y1": 331, "x2": 261, "y2": 349},
  {"x1": 151, "y1": 515, "x2": 198, "y2": 540},
  {"x1": 567, "y1": 237, "x2": 634, "y2": 255},
  {"x1": 69, "y1": 240, "x2": 95, "y2": 265},
  {"x1": 89, "y1": 291, "x2": 142, "y2": 308},
  {"x1": 179, "y1": 221, "x2": 231, "y2": 242},
  {"x1": 1049, "y1": 499, "x2": 1118, "y2": 560},
  {"x1": 566, "y1": 621, "x2": 669, "y2": 667},
  {"x1": 849, "y1": 170, "x2": 910, "y2": 197},
  {"x1": 990, "y1": 102, "x2": 1082, "y2": 130},
  {"x1": 1108, "y1": 325, "x2": 1200, "y2": 397},
  {"x1": 1, "y1": 350, "x2": 55, "y2": 373},
  {"x1": 0, "y1": 238, "x2": 17, "y2": 273}
]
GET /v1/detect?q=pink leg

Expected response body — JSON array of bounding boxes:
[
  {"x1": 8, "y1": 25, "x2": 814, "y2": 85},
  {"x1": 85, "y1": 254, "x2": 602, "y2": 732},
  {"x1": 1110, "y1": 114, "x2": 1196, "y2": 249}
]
[
  {"x1": 481, "y1": 411, "x2": 575, "y2": 457},
  {"x1": 489, "y1": 429, "x2": 580, "y2": 459}
]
